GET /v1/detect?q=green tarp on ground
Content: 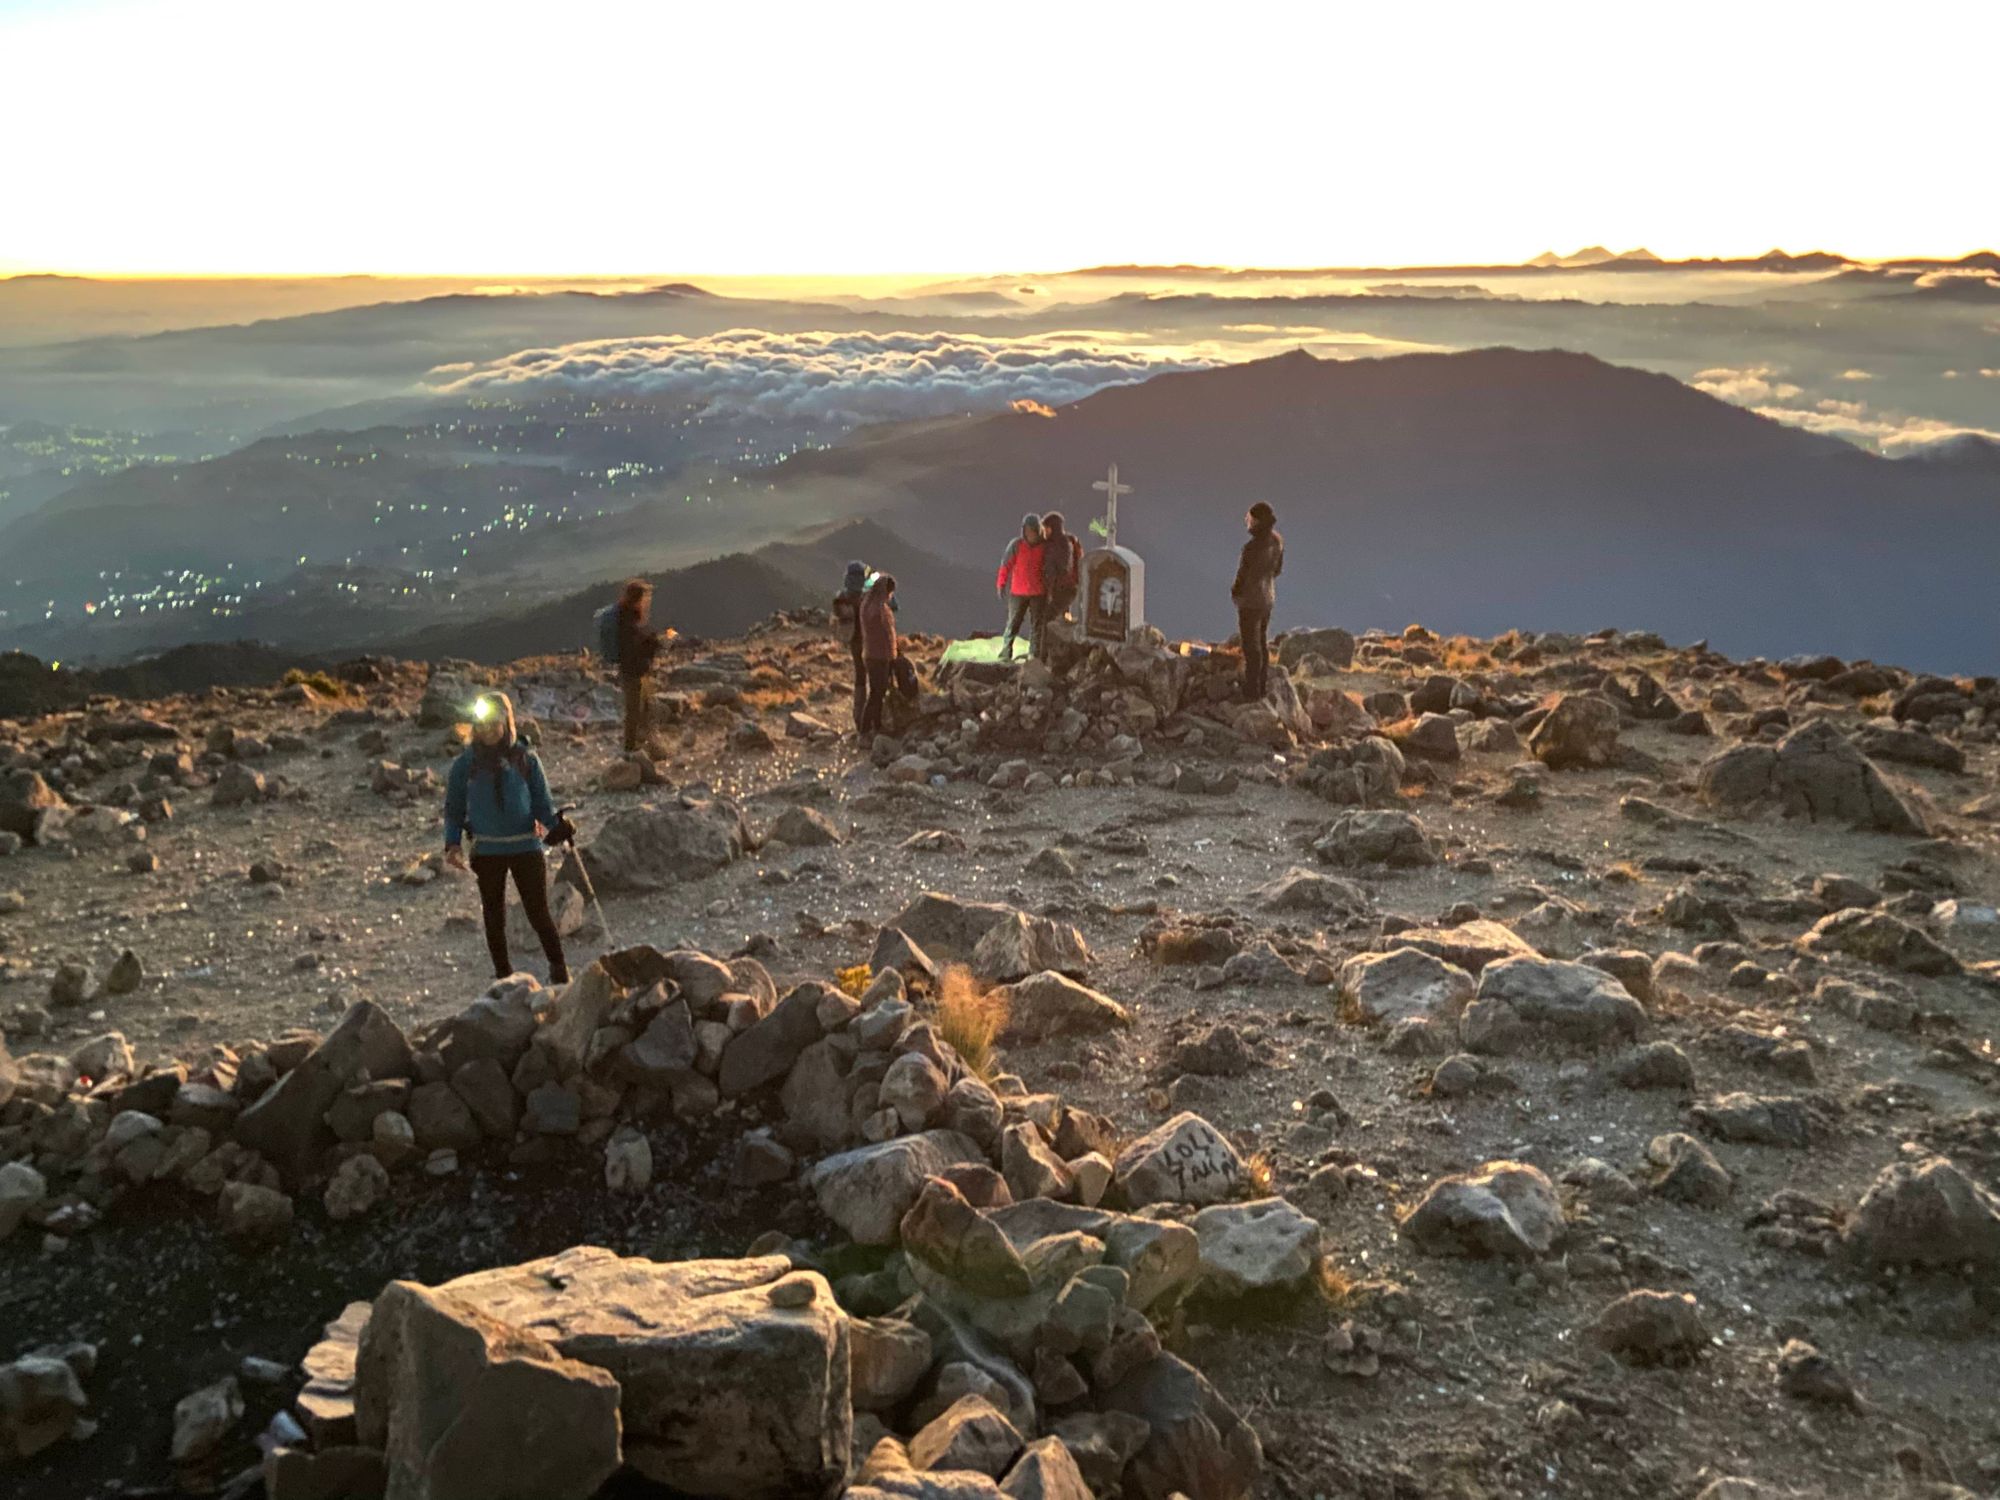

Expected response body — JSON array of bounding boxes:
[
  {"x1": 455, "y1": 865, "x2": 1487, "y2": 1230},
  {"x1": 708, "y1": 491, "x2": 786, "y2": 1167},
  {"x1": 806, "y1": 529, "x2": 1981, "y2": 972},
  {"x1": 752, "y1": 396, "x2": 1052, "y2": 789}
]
[{"x1": 939, "y1": 635, "x2": 1031, "y2": 666}]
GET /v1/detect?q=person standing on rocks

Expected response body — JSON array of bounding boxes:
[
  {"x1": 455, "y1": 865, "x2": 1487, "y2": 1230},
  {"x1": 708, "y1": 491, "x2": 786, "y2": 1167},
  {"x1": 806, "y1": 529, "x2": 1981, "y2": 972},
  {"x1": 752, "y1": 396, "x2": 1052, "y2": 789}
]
[
  {"x1": 994, "y1": 513, "x2": 1047, "y2": 662},
  {"x1": 1230, "y1": 501, "x2": 1284, "y2": 700},
  {"x1": 614, "y1": 578, "x2": 662, "y2": 753},
  {"x1": 444, "y1": 692, "x2": 570, "y2": 985},
  {"x1": 1036, "y1": 511, "x2": 1083, "y2": 662},
  {"x1": 831, "y1": 560, "x2": 871, "y2": 731},
  {"x1": 858, "y1": 574, "x2": 898, "y2": 738}
]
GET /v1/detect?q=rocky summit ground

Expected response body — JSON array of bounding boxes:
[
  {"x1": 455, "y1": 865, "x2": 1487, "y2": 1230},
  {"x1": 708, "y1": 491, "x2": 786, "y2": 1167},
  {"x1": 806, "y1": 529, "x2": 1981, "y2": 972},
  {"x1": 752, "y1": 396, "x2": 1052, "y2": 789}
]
[{"x1": 3, "y1": 614, "x2": 2000, "y2": 1500}]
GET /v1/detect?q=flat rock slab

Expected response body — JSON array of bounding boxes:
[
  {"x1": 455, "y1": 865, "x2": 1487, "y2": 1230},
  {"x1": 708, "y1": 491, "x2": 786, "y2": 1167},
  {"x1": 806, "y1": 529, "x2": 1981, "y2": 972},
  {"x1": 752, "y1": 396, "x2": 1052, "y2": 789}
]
[{"x1": 426, "y1": 1247, "x2": 851, "y2": 1498}]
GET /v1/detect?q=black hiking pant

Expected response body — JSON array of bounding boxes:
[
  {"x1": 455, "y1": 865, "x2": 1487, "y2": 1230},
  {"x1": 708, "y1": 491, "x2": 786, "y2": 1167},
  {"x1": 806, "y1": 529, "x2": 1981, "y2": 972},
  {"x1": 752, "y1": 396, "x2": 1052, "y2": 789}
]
[
  {"x1": 1238, "y1": 607, "x2": 1271, "y2": 700},
  {"x1": 620, "y1": 673, "x2": 651, "y2": 754},
  {"x1": 861, "y1": 657, "x2": 893, "y2": 734},
  {"x1": 850, "y1": 641, "x2": 867, "y2": 730},
  {"x1": 472, "y1": 850, "x2": 568, "y2": 983},
  {"x1": 1002, "y1": 594, "x2": 1044, "y2": 658}
]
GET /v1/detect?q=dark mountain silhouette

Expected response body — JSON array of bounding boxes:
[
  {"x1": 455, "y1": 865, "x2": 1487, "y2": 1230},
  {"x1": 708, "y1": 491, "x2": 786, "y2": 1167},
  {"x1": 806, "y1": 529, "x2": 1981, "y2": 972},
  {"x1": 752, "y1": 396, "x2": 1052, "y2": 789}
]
[
  {"x1": 367, "y1": 520, "x2": 990, "y2": 664},
  {"x1": 0, "y1": 641, "x2": 332, "y2": 719},
  {"x1": 767, "y1": 348, "x2": 2000, "y2": 671}
]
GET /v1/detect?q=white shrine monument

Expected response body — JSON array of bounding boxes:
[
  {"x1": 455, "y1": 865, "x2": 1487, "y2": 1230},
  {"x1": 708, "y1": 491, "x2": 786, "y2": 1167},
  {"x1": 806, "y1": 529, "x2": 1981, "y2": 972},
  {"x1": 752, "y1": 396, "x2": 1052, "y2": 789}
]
[{"x1": 1084, "y1": 463, "x2": 1146, "y2": 643}]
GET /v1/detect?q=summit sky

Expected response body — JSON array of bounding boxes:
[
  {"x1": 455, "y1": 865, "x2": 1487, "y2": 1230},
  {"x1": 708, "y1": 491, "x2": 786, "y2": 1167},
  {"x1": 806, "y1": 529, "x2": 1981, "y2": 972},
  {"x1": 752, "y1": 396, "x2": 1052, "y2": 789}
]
[{"x1": 2, "y1": 0, "x2": 1996, "y2": 277}]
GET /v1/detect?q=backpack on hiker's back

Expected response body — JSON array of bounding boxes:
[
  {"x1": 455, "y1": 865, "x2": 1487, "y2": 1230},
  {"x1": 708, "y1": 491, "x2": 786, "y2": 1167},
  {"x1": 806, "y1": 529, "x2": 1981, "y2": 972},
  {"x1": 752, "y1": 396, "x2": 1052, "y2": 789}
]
[{"x1": 593, "y1": 604, "x2": 620, "y2": 665}]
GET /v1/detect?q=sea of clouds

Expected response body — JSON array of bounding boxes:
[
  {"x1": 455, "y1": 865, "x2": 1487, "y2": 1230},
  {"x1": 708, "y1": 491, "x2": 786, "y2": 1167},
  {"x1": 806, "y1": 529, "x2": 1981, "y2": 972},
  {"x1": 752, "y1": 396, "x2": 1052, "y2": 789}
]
[
  {"x1": 1693, "y1": 363, "x2": 2000, "y2": 456},
  {"x1": 427, "y1": 329, "x2": 1214, "y2": 426}
]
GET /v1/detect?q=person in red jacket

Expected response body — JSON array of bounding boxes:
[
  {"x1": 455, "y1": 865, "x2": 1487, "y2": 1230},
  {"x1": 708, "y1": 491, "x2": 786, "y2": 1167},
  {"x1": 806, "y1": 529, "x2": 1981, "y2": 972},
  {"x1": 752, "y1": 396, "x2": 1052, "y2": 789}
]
[
  {"x1": 858, "y1": 573, "x2": 899, "y2": 737},
  {"x1": 994, "y1": 513, "x2": 1046, "y2": 662}
]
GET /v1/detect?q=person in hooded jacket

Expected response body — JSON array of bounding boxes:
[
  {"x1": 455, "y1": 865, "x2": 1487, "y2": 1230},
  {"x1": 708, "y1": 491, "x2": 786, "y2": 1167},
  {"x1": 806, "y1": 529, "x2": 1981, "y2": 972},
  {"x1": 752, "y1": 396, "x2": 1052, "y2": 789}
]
[
  {"x1": 1230, "y1": 502, "x2": 1284, "y2": 700},
  {"x1": 444, "y1": 691, "x2": 569, "y2": 984},
  {"x1": 995, "y1": 513, "x2": 1046, "y2": 661},
  {"x1": 858, "y1": 574, "x2": 899, "y2": 737},
  {"x1": 831, "y1": 560, "x2": 871, "y2": 731},
  {"x1": 1036, "y1": 511, "x2": 1084, "y2": 661},
  {"x1": 614, "y1": 579, "x2": 662, "y2": 753}
]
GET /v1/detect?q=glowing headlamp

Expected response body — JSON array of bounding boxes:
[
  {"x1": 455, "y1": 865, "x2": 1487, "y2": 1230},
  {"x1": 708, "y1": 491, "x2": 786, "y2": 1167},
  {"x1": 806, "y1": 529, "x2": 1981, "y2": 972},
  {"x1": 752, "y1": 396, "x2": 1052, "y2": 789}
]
[{"x1": 470, "y1": 697, "x2": 495, "y2": 723}]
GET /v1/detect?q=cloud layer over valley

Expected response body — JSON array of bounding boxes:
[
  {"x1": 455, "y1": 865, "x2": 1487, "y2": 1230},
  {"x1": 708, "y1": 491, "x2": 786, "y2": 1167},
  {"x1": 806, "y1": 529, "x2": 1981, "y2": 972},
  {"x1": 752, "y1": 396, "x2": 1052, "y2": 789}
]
[{"x1": 427, "y1": 329, "x2": 1215, "y2": 425}]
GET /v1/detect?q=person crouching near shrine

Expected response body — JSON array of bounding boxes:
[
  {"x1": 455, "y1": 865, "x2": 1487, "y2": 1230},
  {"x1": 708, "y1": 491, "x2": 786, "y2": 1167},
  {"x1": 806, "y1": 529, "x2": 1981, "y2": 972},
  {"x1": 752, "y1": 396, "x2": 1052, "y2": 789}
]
[
  {"x1": 995, "y1": 513, "x2": 1047, "y2": 662},
  {"x1": 859, "y1": 573, "x2": 900, "y2": 738},
  {"x1": 444, "y1": 692, "x2": 570, "y2": 985},
  {"x1": 1230, "y1": 502, "x2": 1284, "y2": 701}
]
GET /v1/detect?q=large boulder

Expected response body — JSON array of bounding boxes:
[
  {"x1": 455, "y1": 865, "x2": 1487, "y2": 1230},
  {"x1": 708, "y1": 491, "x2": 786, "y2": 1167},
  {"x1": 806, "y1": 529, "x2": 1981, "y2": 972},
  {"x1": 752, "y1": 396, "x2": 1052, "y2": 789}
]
[
  {"x1": 720, "y1": 984, "x2": 831, "y2": 1096},
  {"x1": 355, "y1": 1281, "x2": 622, "y2": 1500},
  {"x1": 1340, "y1": 948, "x2": 1475, "y2": 1024},
  {"x1": 1112, "y1": 1113, "x2": 1246, "y2": 1209},
  {"x1": 435, "y1": 977, "x2": 542, "y2": 1072},
  {"x1": 1098, "y1": 1353, "x2": 1261, "y2": 1500},
  {"x1": 1590, "y1": 1290, "x2": 1707, "y2": 1365},
  {"x1": 1254, "y1": 867, "x2": 1369, "y2": 915},
  {"x1": 810, "y1": 1130, "x2": 988, "y2": 1244},
  {"x1": 769, "y1": 805, "x2": 843, "y2": 847},
  {"x1": 1462, "y1": 955, "x2": 1646, "y2": 1051},
  {"x1": 900, "y1": 1178, "x2": 1033, "y2": 1296},
  {"x1": 970, "y1": 913, "x2": 1093, "y2": 985},
  {"x1": 1843, "y1": 1156, "x2": 2000, "y2": 1270},
  {"x1": 1526, "y1": 694, "x2": 1621, "y2": 771},
  {"x1": 0, "y1": 771, "x2": 63, "y2": 842},
  {"x1": 1311, "y1": 810, "x2": 1437, "y2": 868},
  {"x1": 888, "y1": 893, "x2": 1028, "y2": 963},
  {"x1": 1001, "y1": 1436, "x2": 1095, "y2": 1500},
  {"x1": 232, "y1": 1001, "x2": 412, "y2": 1182},
  {"x1": 995, "y1": 973, "x2": 1129, "y2": 1042},
  {"x1": 1297, "y1": 737, "x2": 1405, "y2": 806},
  {"x1": 0, "y1": 1160, "x2": 47, "y2": 1242},
  {"x1": 407, "y1": 1248, "x2": 851, "y2": 1498},
  {"x1": 909, "y1": 1395, "x2": 1024, "y2": 1479},
  {"x1": 1698, "y1": 721, "x2": 1927, "y2": 835},
  {"x1": 0, "y1": 1347, "x2": 93, "y2": 1461},
  {"x1": 1799, "y1": 908, "x2": 1959, "y2": 976},
  {"x1": 1391, "y1": 919, "x2": 1539, "y2": 972},
  {"x1": 581, "y1": 796, "x2": 752, "y2": 893},
  {"x1": 1191, "y1": 1198, "x2": 1321, "y2": 1296},
  {"x1": 1276, "y1": 627, "x2": 1356, "y2": 670},
  {"x1": 1399, "y1": 1161, "x2": 1563, "y2": 1258}
]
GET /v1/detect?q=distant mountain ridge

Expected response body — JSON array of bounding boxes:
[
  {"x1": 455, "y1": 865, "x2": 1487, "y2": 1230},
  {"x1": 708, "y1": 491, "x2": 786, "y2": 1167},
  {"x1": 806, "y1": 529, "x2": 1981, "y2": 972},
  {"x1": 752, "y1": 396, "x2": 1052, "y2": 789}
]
[{"x1": 764, "y1": 346, "x2": 1999, "y2": 672}]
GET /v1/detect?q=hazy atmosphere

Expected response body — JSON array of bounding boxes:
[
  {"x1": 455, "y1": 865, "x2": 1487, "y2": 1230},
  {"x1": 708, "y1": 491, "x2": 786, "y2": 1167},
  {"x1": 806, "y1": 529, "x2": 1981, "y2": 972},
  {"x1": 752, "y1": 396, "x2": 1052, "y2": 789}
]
[{"x1": 5, "y1": 7, "x2": 2000, "y2": 1500}]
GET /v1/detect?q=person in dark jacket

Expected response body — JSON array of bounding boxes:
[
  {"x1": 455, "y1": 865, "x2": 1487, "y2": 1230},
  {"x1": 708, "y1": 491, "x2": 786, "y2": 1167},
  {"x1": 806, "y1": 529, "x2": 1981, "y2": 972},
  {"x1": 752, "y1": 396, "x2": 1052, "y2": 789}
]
[
  {"x1": 614, "y1": 578, "x2": 661, "y2": 753},
  {"x1": 1036, "y1": 511, "x2": 1083, "y2": 661},
  {"x1": 858, "y1": 574, "x2": 898, "y2": 737},
  {"x1": 444, "y1": 692, "x2": 570, "y2": 984},
  {"x1": 1230, "y1": 502, "x2": 1284, "y2": 700},
  {"x1": 994, "y1": 514, "x2": 1046, "y2": 662},
  {"x1": 831, "y1": 560, "x2": 900, "y2": 732},
  {"x1": 831, "y1": 560, "x2": 870, "y2": 730}
]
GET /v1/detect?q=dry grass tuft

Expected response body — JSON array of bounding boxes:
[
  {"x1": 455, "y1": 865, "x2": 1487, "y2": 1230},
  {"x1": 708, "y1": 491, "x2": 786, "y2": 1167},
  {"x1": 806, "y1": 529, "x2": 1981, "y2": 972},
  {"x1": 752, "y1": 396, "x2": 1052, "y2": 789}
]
[
  {"x1": 1244, "y1": 1151, "x2": 1275, "y2": 1197},
  {"x1": 935, "y1": 966, "x2": 1008, "y2": 1081},
  {"x1": 283, "y1": 668, "x2": 349, "y2": 697},
  {"x1": 1315, "y1": 1259, "x2": 1356, "y2": 1305}
]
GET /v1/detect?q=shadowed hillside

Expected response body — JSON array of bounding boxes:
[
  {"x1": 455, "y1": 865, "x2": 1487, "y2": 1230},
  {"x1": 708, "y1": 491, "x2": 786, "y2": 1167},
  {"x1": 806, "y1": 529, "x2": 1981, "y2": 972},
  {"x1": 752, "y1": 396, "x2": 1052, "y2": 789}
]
[{"x1": 769, "y1": 347, "x2": 2000, "y2": 671}]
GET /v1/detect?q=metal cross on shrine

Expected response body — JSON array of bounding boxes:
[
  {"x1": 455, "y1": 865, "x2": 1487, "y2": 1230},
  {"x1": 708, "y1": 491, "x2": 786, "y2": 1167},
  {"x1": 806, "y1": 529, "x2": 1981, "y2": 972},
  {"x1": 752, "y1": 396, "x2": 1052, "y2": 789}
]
[{"x1": 1092, "y1": 463, "x2": 1133, "y2": 550}]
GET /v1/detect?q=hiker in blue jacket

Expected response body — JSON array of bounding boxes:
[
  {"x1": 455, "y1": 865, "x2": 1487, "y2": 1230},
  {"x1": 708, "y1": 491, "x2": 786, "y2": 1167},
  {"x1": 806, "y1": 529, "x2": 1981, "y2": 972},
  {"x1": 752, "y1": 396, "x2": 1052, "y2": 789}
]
[{"x1": 444, "y1": 691, "x2": 570, "y2": 984}]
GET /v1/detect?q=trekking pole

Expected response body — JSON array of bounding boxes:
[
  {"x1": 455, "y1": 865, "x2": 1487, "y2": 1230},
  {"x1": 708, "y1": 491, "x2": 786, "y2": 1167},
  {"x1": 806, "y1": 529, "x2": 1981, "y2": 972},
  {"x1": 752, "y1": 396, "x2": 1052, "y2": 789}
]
[{"x1": 546, "y1": 802, "x2": 620, "y2": 951}]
